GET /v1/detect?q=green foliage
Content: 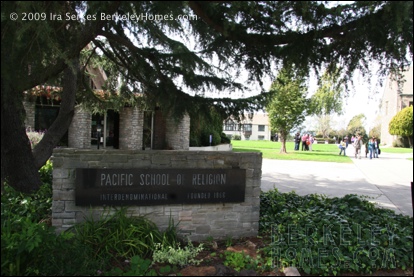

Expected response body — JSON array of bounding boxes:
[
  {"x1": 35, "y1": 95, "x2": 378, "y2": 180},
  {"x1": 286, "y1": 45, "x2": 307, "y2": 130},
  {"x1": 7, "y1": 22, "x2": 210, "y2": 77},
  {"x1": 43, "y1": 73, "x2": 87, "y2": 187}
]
[
  {"x1": 233, "y1": 134, "x2": 242, "y2": 140},
  {"x1": 225, "y1": 236, "x2": 234, "y2": 247},
  {"x1": 1, "y1": 218, "x2": 103, "y2": 276},
  {"x1": 259, "y1": 189, "x2": 413, "y2": 275},
  {"x1": 369, "y1": 123, "x2": 382, "y2": 139},
  {"x1": 309, "y1": 68, "x2": 344, "y2": 116},
  {"x1": 190, "y1": 107, "x2": 226, "y2": 146},
  {"x1": 152, "y1": 238, "x2": 204, "y2": 267},
  {"x1": 1, "y1": 161, "x2": 53, "y2": 224},
  {"x1": 69, "y1": 207, "x2": 178, "y2": 262},
  {"x1": 265, "y1": 65, "x2": 309, "y2": 151},
  {"x1": 389, "y1": 106, "x2": 413, "y2": 140},
  {"x1": 108, "y1": 256, "x2": 157, "y2": 276},
  {"x1": 1, "y1": 160, "x2": 107, "y2": 276},
  {"x1": 221, "y1": 132, "x2": 231, "y2": 144},
  {"x1": 224, "y1": 251, "x2": 259, "y2": 272},
  {"x1": 347, "y1": 114, "x2": 367, "y2": 138}
]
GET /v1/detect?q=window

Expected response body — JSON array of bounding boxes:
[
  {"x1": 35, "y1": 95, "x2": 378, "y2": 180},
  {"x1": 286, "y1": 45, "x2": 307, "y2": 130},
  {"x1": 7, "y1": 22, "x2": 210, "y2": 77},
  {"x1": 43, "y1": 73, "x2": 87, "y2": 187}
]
[
  {"x1": 258, "y1": 135, "x2": 265, "y2": 140},
  {"x1": 243, "y1": 124, "x2": 252, "y2": 132},
  {"x1": 224, "y1": 121, "x2": 235, "y2": 131},
  {"x1": 258, "y1": 125, "x2": 265, "y2": 132},
  {"x1": 224, "y1": 123, "x2": 234, "y2": 131}
]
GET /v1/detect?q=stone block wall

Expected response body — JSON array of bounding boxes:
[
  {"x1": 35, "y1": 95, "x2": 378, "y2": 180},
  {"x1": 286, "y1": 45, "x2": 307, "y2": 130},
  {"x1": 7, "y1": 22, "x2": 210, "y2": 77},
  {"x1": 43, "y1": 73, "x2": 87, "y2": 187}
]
[
  {"x1": 165, "y1": 113, "x2": 190, "y2": 150},
  {"x1": 51, "y1": 149, "x2": 262, "y2": 241},
  {"x1": 119, "y1": 107, "x2": 144, "y2": 150},
  {"x1": 68, "y1": 106, "x2": 91, "y2": 149}
]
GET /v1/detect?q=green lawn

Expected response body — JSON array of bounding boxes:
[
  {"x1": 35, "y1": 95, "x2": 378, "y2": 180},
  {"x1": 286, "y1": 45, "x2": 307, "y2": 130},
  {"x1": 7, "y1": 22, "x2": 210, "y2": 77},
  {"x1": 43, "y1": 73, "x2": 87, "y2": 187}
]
[
  {"x1": 380, "y1": 147, "x2": 413, "y2": 153},
  {"x1": 231, "y1": 140, "x2": 353, "y2": 163}
]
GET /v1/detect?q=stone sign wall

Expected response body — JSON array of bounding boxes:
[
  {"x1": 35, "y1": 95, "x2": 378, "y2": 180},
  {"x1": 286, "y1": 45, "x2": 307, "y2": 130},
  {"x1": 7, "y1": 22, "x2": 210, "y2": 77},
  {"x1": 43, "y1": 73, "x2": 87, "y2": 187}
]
[{"x1": 52, "y1": 149, "x2": 262, "y2": 241}]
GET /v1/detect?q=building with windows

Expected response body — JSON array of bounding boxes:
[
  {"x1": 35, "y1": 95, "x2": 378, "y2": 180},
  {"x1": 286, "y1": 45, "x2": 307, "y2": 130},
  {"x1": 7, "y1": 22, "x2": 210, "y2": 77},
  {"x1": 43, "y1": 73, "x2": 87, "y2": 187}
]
[
  {"x1": 223, "y1": 112, "x2": 272, "y2": 141},
  {"x1": 380, "y1": 64, "x2": 413, "y2": 146},
  {"x1": 23, "y1": 66, "x2": 190, "y2": 151}
]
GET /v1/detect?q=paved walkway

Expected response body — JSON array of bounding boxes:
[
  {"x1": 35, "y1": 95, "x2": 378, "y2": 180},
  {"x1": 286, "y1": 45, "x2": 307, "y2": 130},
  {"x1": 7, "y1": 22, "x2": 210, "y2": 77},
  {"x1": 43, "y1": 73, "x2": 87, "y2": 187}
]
[{"x1": 261, "y1": 146, "x2": 414, "y2": 217}]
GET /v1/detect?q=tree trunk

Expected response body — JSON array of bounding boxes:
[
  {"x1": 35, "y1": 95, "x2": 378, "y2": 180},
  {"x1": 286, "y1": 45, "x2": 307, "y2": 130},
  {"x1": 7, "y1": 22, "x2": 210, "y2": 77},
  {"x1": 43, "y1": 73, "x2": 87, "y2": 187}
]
[
  {"x1": 1, "y1": 79, "x2": 42, "y2": 193},
  {"x1": 32, "y1": 59, "x2": 79, "y2": 169},
  {"x1": 1, "y1": 59, "x2": 78, "y2": 194},
  {"x1": 280, "y1": 130, "x2": 287, "y2": 154}
]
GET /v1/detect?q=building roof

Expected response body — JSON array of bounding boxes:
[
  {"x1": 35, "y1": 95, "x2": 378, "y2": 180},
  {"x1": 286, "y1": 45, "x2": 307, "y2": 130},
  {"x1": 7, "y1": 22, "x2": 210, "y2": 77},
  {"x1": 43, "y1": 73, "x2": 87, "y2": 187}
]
[{"x1": 225, "y1": 112, "x2": 270, "y2": 125}]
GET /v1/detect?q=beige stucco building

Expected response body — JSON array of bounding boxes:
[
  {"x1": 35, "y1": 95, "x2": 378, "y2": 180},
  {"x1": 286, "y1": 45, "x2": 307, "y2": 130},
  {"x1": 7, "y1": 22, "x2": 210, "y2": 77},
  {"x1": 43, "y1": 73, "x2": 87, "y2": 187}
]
[
  {"x1": 223, "y1": 112, "x2": 272, "y2": 141},
  {"x1": 380, "y1": 65, "x2": 413, "y2": 146}
]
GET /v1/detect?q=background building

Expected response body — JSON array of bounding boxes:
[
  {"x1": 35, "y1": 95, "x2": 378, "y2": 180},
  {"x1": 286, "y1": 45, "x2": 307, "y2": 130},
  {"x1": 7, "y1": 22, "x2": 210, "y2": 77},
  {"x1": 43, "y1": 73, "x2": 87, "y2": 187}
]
[
  {"x1": 223, "y1": 112, "x2": 272, "y2": 141},
  {"x1": 380, "y1": 64, "x2": 413, "y2": 146}
]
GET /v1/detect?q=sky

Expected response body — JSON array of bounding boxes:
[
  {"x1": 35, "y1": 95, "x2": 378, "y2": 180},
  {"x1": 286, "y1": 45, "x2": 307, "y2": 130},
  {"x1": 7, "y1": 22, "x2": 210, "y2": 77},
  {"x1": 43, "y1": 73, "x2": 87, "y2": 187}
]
[
  {"x1": 306, "y1": 71, "x2": 384, "y2": 132},
  {"x1": 235, "y1": 67, "x2": 385, "y2": 134}
]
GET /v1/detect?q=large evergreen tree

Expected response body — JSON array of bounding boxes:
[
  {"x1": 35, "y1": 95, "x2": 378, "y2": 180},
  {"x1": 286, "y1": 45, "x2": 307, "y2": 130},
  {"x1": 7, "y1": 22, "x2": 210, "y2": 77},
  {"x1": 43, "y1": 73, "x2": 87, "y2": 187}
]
[{"x1": 1, "y1": 1, "x2": 413, "y2": 193}]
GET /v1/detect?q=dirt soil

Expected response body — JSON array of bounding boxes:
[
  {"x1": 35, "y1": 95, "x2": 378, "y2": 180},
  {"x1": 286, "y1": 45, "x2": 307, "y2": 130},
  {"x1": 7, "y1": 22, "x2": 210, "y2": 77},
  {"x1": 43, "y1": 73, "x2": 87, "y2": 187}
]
[{"x1": 151, "y1": 236, "x2": 413, "y2": 276}]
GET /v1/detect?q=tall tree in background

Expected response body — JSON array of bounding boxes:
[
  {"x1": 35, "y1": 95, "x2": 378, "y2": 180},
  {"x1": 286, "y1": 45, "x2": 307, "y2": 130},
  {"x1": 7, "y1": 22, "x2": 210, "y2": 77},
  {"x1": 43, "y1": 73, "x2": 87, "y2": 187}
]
[
  {"x1": 369, "y1": 115, "x2": 382, "y2": 139},
  {"x1": 1, "y1": 1, "x2": 413, "y2": 193},
  {"x1": 310, "y1": 69, "x2": 344, "y2": 138},
  {"x1": 347, "y1": 114, "x2": 367, "y2": 138},
  {"x1": 389, "y1": 106, "x2": 413, "y2": 147},
  {"x1": 266, "y1": 65, "x2": 308, "y2": 153}
]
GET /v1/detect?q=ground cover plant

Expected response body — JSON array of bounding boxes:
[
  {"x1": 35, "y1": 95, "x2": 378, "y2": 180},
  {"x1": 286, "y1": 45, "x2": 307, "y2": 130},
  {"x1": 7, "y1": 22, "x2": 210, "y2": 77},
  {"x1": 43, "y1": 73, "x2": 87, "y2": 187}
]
[{"x1": 259, "y1": 189, "x2": 413, "y2": 276}]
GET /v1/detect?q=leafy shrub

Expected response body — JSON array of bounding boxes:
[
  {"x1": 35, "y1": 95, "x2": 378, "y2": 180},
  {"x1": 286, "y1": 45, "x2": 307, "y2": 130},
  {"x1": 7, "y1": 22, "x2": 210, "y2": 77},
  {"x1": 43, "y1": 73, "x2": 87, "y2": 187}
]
[
  {"x1": 108, "y1": 255, "x2": 157, "y2": 276},
  {"x1": 190, "y1": 136, "x2": 200, "y2": 147},
  {"x1": 224, "y1": 251, "x2": 259, "y2": 272},
  {"x1": 152, "y1": 238, "x2": 204, "y2": 267},
  {"x1": 2, "y1": 161, "x2": 53, "y2": 224},
  {"x1": 1, "y1": 160, "x2": 104, "y2": 276},
  {"x1": 221, "y1": 133, "x2": 231, "y2": 144},
  {"x1": 260, "y1": 189, "x2": 413, "y2": 276},
  {"x1": 233, "y1": 134, "x2": 241, "y2": 140},
  {"x1": 69, "y1": 207, "x2": 178, "y2": 262},
  {"x1": 200, "y1": 129, "x2": 221, "y2": 146}
]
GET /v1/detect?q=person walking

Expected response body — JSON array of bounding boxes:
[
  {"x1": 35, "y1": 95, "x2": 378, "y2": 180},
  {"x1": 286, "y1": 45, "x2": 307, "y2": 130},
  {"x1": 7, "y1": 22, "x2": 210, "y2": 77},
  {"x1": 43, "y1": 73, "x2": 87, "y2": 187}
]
[
  {"x1": 304, "y1": 134, "x2": 310, "y2": 151},
  {"x1": 339, "y1": 139, "x2": 346, "y2": 156},
  {"x1": 368, "y1": 137, "x2": 374, "y2": 159},
  {"x1": 344, "y1": 135, "x2": 349, "y2": 148},
  {"x1": 354, "y1": 135, "x2": 363, "y2": 159},
  {"x1": 373, "y1": 137, "x2": 380, "y2": 158},
  {"x1": 301, "y1": 133, "x2": 307, "y2": 151},
  {"x1": 294, "y1": 132, "x2": 301, "y2": 151},
  {"x1": 308, "y1": 135, "x2": 314, "y2": 151}
]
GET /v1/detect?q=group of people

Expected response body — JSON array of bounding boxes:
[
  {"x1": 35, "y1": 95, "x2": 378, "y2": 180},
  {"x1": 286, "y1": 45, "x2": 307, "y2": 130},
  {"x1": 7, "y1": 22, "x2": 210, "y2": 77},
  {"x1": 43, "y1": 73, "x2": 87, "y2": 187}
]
[
  {"x1": 339, "y1": 134, "x2": 380, "y2": 159},
  {"x1": 366, "y1": 137, "x2": 380, "y2": 159},
  {"x1": 294, "y1": 133, "x2": 315, "y2": 151}
]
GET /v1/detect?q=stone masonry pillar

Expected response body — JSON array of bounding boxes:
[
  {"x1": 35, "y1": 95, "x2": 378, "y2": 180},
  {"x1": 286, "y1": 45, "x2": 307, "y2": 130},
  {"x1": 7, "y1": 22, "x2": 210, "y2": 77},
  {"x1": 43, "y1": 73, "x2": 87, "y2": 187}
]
[
  {"x1": 23, "y1": 100, "x2": 36, "y2": 131},
  {"x1": 119, "y1": 106, "x2": 144, "y2": 150},
  {"x1": 165, "y1": 113, "x2": 190, "y2": 150},
  {"x1": 68, "y1": 106, "x2": 91, "y2": 149}
]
